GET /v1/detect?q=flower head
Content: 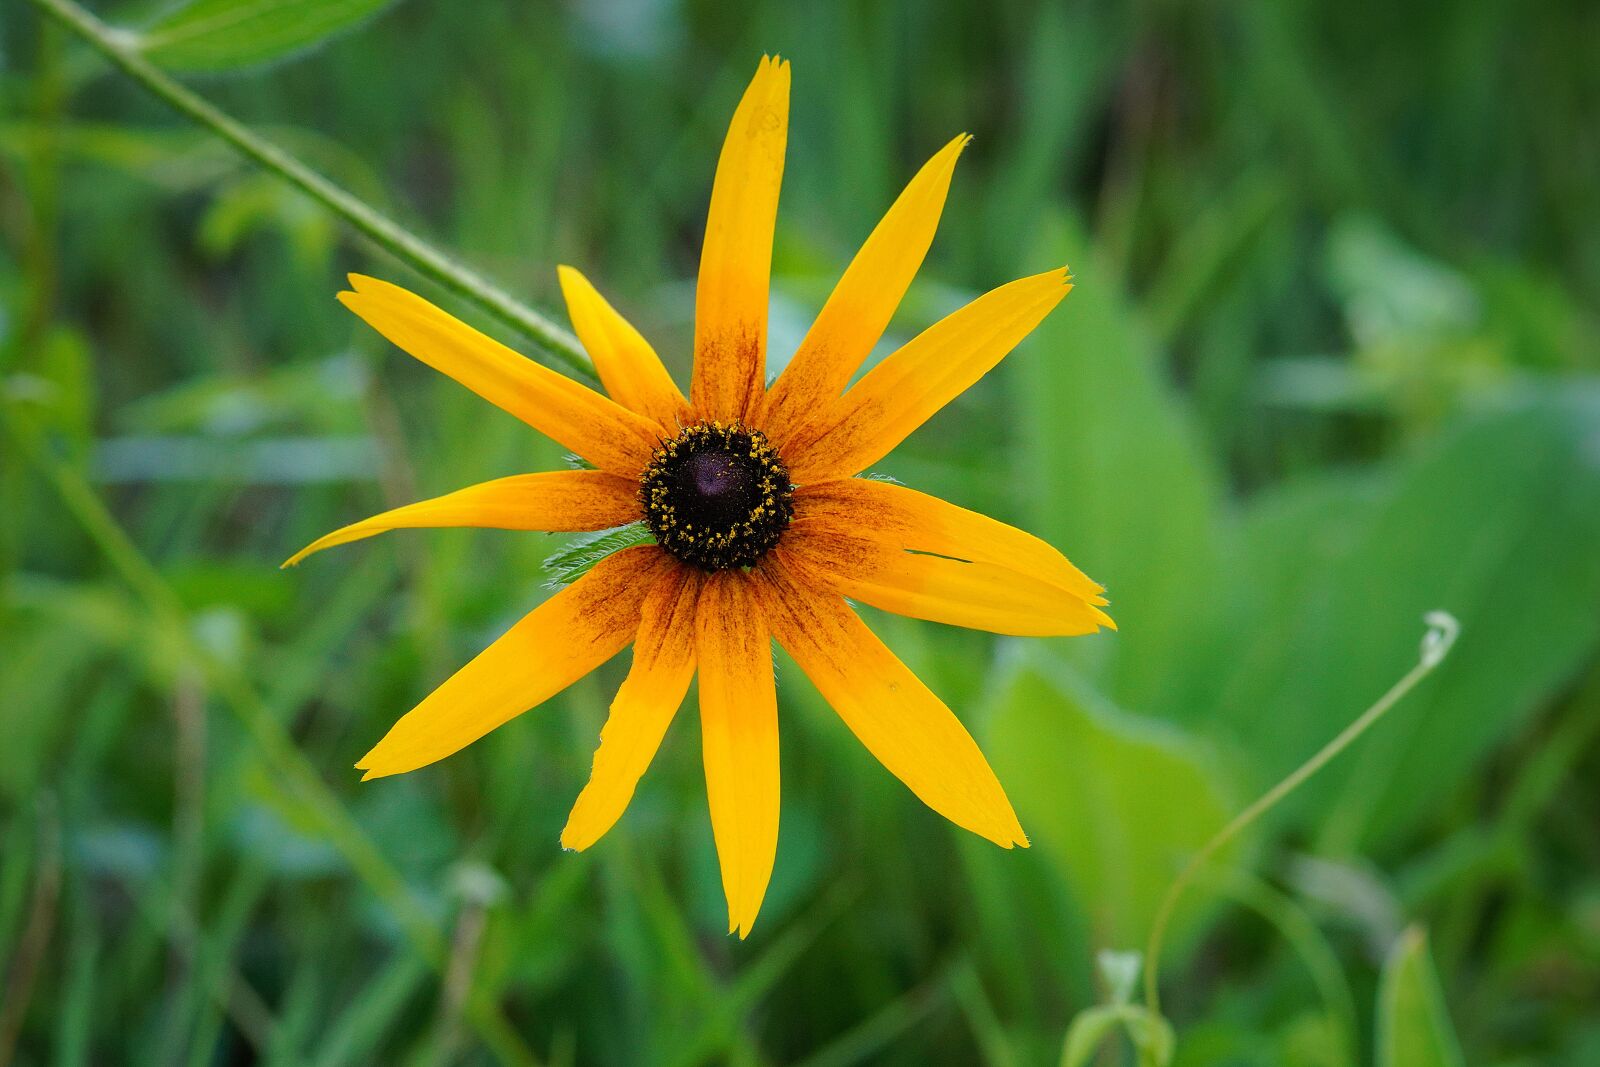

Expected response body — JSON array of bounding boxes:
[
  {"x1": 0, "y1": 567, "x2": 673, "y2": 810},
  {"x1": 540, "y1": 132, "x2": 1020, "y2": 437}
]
[{"x1": 287, "y1": 56, "x2": 1113, "y2": 937}]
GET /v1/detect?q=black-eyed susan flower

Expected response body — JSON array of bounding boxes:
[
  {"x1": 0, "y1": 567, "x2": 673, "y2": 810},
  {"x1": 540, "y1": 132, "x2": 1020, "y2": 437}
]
[{"x1": 287, "y1": 56, "x2": 1113, "y2": 937}]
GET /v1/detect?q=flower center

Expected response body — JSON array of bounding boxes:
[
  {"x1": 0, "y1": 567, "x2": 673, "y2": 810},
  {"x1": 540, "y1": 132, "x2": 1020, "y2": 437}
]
[{"x1": 639, "y1": 420, "x2": 794, "y2": 571}]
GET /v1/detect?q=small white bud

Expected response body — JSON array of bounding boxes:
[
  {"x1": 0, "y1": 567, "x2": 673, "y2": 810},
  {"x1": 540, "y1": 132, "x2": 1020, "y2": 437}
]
[{"x1": 1420, "y1": 610, "x2": 1460, "y2": 669}]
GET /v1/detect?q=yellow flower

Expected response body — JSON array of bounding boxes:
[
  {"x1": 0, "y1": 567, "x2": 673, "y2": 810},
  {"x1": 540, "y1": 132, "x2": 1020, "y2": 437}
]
[{"x1": 287, "y1": 56, "x2": 1113, "y2": 937}]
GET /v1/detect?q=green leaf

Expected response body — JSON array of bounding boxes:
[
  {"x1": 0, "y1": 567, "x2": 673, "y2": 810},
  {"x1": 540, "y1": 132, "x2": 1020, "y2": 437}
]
[
  {"x1": 1145, "y1": 168, "x2": 1289, "y2": 341},
  {"x1": 1060, "y1": 1006, "x2": 1128, "y2": 1067},
  {"x1": 985, "y1": 650, "x2": 1237, "y2": 952},
  {"x1": 198, "y1": 172, "x2": 336, "y2": 270},
  {"x1": 137, "y1": 0, "x2": 404, "y2": 73},
  {"x1": 542, "y1": 524, "x2": 654, "y2": 586},
  {"x1": 1202, "y1": 395, "x2": 1600, "y2": 848},
  {"x1": 1015, "y1": 211, "x2": 1228, "y2": 715},
  {"x1": 1061, "y1": 954, "x2": 1176, "y2": 1066},
  {"x1": 1376, "y1": 927, "x2": 1465, "y2": 1067},
  {"x1": 309, "y1": 953, "x2": 429, "y2": 1067},
  {"x1": 1060, "y1": 1004, "x2": 1174, "y2": 1067},
  {"x1": 1326, "y1": 216, "x2": 1479, "y2": 346}
]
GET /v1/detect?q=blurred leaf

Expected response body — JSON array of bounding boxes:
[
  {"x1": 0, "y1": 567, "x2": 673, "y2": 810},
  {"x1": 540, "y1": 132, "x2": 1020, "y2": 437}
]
[
  {"x1": 1232, "y1": 2, "x2": 1370, "y2": 207},
  {"x1": 1320, "y1": 217, "x2": 1519, "y2": 425},
  {"x1": 5, "y1": 575, "x2": 185, "y2": 687},
  {"x1": 1061, "y1": 1003, "x2": 1174, "y2": 1067},
  {"x1": 1170, "y1": 472, "x2": 1376, "y2": 733},
  {"x1": 1061, "y1": 953, "x2": 1173, "y2": 1067},
  {"x1": 985, "y1": 649, "x2": 1237, "y2": 951},
  {"x1": 1474, "y1": 259, "x2": 1600, "y2": 373},
  {"x1": 0, "y1": 121, "x2": 234, "y2": 190},
  {"x1": 309, "y1": 952, "x2": 429, "y2": 1067},
  {"x1": 25, "y1": 326, "x2": 96, "y2": 453},
  {"x1": 166, "y1": 560, "x2": 293, "y2": 620},
  {"x1": 1147, "y1": 168, "x2": 1288, "y2": 341},
  {"x1": 0, "y1": 615, "x2": 92, "y2": 802},
  {"x1": 138, "y1": 0, "x2": 405, "y2": 73},
  {"x1": 1257, "y1": 356, "x2": 1391, "y2": 415},
  {"x1": 119, "y1": 356, "x2": 368, "y2": 436},
  {"x1": 1278, "y1": 1012, "x2": 1353, "y2": 1067},
  {"x1": 1284, "y1": 855, "x2": 1403, "y2": 962},
  {"x1": 1203, "y1": 395, "x2": 1600, "y2": 848},
  {"x1": 69, "y1": 822, "x2": 167, "y2": 880},
  {"x1": 226, "y1": 804, "x2": 341, "y2": 878},
  {"x1": 1376, "y1": 927, "x2": 1465, "y2": 1067},
  {"x1": 1327, "y1": 216, "x2": 1479, "y2": 348},
  {"x1": 93, "y1": 434, "x2": 380, "y2": 484},
  {"x1": 982, "y1": 4, "x2": 1130, "y2": 275},
  {"x1": 199, "y1": 173, "x2": 336, "y2": 270},
  {"x1": 0, "y1": 122, "x2": 392, "y2": 206},
  {"x1": 1016, "y1": 212, "x2": 1228, "y2": 715}
]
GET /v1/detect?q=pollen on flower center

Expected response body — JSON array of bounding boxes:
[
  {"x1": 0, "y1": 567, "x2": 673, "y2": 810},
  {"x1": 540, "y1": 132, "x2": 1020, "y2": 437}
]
[{"x1": 640, "y1": 420, "x2": 794, "y2": 571}]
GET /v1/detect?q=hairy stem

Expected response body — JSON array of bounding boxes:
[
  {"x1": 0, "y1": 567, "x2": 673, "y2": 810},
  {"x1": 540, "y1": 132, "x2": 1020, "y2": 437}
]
[{"x1": 23, "y1": 0, "x2": 593, "y2": 380}]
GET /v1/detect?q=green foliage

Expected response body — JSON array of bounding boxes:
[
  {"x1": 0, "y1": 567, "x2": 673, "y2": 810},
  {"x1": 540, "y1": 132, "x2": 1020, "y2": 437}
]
[
  {"x1": 1376, "y1": 928, "x2": 1465, "y2": 1067},
  {"x1": 1060, "y1": 952, "x2": 1175, "y2": 1067},
  {"x1": 137, "y1": 0, "x2": 405, "y2": 73},
  {"x1": 1203, "y1": 398, "x2": 1600, "y2": 849},
  {"x1": 1015, "y1": 213, "x2": 1227, "y2": 715},
  {"x1": 986, "y1": 651, "x2": 1236, "y2": 953},
  {"x1": 4, "y1": 0, "x2": 1599, "y2": 1062}
]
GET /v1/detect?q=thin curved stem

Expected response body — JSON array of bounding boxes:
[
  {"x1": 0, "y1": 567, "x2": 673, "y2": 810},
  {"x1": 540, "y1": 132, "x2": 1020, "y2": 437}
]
[
  {"x1": 1142, "y1": 612, "x2": 1460, "y2": 1015},
  {"x1": 23, "y1": 0, "x2": 593, "y2": 381}
]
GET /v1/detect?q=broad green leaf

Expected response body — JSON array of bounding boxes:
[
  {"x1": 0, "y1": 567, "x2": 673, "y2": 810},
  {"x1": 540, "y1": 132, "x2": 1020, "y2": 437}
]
[
  {"x1": 1016, "y1": 212, "x2": 1227, "y2": 716},
  {"x1": 1202, "y1": 396, "x2": 1600, "y2": 848},
  {"x1": 985, "y1": 650, "x2": 1237, "y2": 952},
  {"x1": 138, "y1": 0, "x2": 404, "y2": 73},
  {"x1": 1376, "y1": 928, "x2": 1465, "y2": 1067}
]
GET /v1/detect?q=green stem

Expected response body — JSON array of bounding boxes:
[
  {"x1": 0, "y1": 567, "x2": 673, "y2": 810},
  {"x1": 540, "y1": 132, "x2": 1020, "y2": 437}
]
[
  {"x1": 22, "y1": 0, "x2": 592, "y2": 380},
  {"x1": 1142, "y1": 611, "x2": 1460, "y2": 1016}
]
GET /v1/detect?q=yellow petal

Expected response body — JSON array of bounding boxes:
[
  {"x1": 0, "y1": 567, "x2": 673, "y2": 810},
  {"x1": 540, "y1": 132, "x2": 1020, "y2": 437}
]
[
  {"x1": 695, "y1": 572, "x2": 780, "y2": 938},
  {"x1": 782, "y1": 269, "x2": 1072, "y2": 481},
  {"x1": 782, "y1": 525, "x2": 1113, "y2": 637},
  {"x1": 283, "y1": 470, "x2": 641, "y2": 568},
  {"x1": 690, "y1": 55, "x2": 790, "y2": 421},
  {"x1": 357, "y1": 546, "x2": 672, "y2": 780},
  {"x1": 340, "y1": 275, "x2": 660, "y2": 476},
  {"x1": 792, "y1": 477, "x2": 1107, "y2": 603},
  {"x1": 557, "y1": 265, "x2": 689, "y2": 428},
  {"x1": 760, "y1": 134, "x2": 970, "y2": 446},
  {"x1": 561, "y1": 566, "x2": 702, "y2": 851},
  {"x1": 756, "y1": 552, "x2": 1026, "y2": 848}
]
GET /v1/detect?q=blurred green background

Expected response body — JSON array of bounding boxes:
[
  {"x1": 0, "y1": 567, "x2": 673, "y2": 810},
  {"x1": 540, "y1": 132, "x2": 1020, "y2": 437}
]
[{"x1": 3, "y1": 0, "x2": 1599, "y2": 1064}]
